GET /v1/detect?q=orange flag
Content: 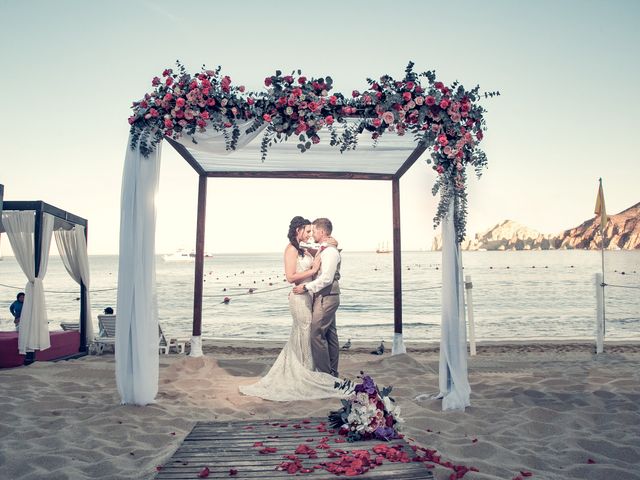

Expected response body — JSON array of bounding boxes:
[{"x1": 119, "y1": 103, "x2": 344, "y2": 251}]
[{"x1": 594, "y1": 179, "x2": 608, "y2": 236}]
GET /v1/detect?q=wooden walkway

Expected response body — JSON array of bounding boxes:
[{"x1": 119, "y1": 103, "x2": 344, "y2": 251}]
[{"x1": 156, "y1": 417, "x2": 434, "y2": 479}]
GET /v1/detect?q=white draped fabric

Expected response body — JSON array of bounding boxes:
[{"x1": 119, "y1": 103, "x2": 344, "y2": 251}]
[
  {"x1": 175, "y1": 119, "x2": 265, "y2": 154},
  {"x1": 116, "y1": 121, "x2": 262, "y2": 404},
  {"x1": 438, "y1": 203, "x2": 471, "y2": 411},
  {"x1": 116, "y1": 137, "x2": 162, "y2": 405},
  {"x1": 2, "y1": 211, "x2": 54, "y2": 354},
  {"x1": 54, "y1": 226, "x2": 94, "y2": 343}
]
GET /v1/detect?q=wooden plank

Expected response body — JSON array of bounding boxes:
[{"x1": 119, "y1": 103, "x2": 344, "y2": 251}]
[
  {"x1": 392, "y1": 178, "x2": 402, "y2": 334},
  {"x1": 205, "y1": 171, "x2": 394, "y2": 180},
  {"x1": 192, "y1": 175, "x2": 207, "y2": 337},
  {"x1": 156, "y1": 418, "x2": 434, "y2": 479}
]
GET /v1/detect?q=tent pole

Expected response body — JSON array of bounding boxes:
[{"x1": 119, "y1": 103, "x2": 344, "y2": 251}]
[
  {"x1": 79, "y1": 223, "x2": 88, "y2": 352},
  {"x1": 191, "y1": 175, "x2": 207, "y2": 355},
  {"x1": 391, "y1": 178, "x2": 405, "y2": 354}
]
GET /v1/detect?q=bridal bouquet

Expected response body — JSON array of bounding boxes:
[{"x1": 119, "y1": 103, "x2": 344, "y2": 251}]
[{"x1": 329, "y1": 373, "x2": 403, "y2": 442}]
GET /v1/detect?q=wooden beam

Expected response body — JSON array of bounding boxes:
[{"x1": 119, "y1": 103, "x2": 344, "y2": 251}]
[
  {"x1": 394, "y1": 144, "x2": 427, "y2": 180},
  {"x1": 205, "y1": 171, "x2": 393, "y2": 180},
  {"x1": 165, "y1": 137, "x2": 206, "y2": 176},
  {"x1": 79, "y1": 223, "x2": 88, "y2": 352},
  {"x1": 192, "y1": 175, "x2": 207, "y2": 337},
  {"x1": 392, "y1": 178, "x2": 402, "y2": 334}
]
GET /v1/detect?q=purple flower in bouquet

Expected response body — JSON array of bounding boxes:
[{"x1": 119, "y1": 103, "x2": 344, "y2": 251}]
[{"x1": 354, "y1": 375, "x2": 376, "y2": 395}]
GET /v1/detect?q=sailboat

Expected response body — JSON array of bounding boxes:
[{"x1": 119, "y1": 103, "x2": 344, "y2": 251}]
[{"x1": 376, "y1": 241, "x2": 391, "y2": 253}]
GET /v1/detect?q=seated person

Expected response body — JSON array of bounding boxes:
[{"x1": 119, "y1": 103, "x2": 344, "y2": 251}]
[{"x1": 9, "y1": 292, "x2": 25, "y2": 331}]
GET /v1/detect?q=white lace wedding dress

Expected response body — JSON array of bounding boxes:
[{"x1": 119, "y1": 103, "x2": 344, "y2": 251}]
[{"x1": 239, "y1": 254, "x2": 344, "y2": 401}]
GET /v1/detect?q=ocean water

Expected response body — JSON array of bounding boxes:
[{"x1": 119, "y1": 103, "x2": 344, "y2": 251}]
[{"x1": 0, "y1": 250, "x2": 638, "y2": 343}]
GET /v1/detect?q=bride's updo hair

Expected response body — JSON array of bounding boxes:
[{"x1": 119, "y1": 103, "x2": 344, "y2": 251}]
[{"x1": 288, "y1": 216, "x2": 311, "y2": 256}]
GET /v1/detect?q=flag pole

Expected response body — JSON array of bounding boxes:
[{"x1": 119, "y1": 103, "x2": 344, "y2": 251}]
[{"x1": 598, "y1": 178, "x2": 606, "y2": 337}]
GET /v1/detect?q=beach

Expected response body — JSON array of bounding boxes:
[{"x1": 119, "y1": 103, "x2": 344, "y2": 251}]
[{"x1": 0, "y1": 341, "x2": 639, "y2": 480}]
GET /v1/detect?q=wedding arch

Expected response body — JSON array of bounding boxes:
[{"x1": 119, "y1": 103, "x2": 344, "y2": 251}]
[{"x1": 118, "y1": 62, "x2": 495, "y2": 409}]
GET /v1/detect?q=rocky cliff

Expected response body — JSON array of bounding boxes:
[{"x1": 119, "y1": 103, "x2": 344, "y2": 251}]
[
  {"x1": 431, "y1": 202, "x2": 640, "y2": 251},
  {"x1": 554, "y1": 202, "x2": 640, "y2": 250}
]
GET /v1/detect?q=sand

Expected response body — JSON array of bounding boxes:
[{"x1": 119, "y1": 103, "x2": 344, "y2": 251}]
[{"x1": 0, "y1": 341, "x2": 639, "y2": 479}]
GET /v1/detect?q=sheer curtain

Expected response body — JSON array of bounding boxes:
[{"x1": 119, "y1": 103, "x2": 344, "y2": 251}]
[
  {"x1": 117, "y1": 121, "x2": 262, "y2": 405},
  {"x1": 54, "y1": 226, "x2": 94, "y2": 342},
  {"x1": 116, "y1": 136, "x2": 162, "y2": 405},
  {"x1": 438, "y1": 202, "x2": 471, "y2": 411},
  {"x1": 2, "y1": 211, "x2": 54, "y2": 354}
]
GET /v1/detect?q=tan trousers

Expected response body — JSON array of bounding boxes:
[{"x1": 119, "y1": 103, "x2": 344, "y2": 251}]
[{"x1": 310, "y1": 293, "x2": 340, "y2": 377}]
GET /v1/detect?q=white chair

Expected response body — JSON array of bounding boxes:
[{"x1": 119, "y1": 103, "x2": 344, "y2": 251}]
[
  {"x1": 158, "y1": 324, "x2": 189, "y2": 354},
  {"x1": 60, "y1": 322, "x2": 80, "y2": 331},
  {"x1": 93, "y1": 314, "x2": 116, "y2": 354}
]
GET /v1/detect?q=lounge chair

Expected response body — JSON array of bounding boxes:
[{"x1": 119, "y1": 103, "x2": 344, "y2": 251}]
[
  {"x1": 60, "y1": 322, "x2": 80, "y2": 331},
  {"x1": 93, "y1": 314, "x2": 116, "y2": 354},
  {"x1": 158, "y1": 325, "x2": 190, "y2": 354}
]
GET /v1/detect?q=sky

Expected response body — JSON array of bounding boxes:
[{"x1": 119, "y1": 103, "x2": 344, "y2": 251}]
[{"x1": 0, "y1": 0, "x2": 639, "y2": 255}]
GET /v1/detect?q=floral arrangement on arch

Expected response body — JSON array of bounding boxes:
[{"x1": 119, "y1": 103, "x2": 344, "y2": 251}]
[
  {"x1": 328, "y1": 373, "x2": 403, "y2": 442},
  {"x1": 128, "y1": 61, "x2": 497, "y2": 240}
]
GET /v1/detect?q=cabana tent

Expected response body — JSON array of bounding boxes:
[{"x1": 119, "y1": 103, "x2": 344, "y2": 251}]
[{"x1": 0, "y1": 195, "x2": 93, "y2": 366}]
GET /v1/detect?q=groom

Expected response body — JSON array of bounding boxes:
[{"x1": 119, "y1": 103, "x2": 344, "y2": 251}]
[{"x1": 293, "y1": 218, "x2": 341, "y2": 377}]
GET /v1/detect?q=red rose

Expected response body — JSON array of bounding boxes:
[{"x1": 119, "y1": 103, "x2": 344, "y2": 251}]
[
  {"x1": 476, "y1": 130, "x2": 484, "y2": 140},
  {"x1": 372, "y1": 118, "x2": 382, "y2": 127},
  {"x1": 206, "y1": 98, "x2": 216, "y2": 106},
  {"x1": 238, "y1": 85, "x2": 245, "y2": 93},
  {"x1": 329, "y1": 95, "x2": 338, "y2": 105},
  {"x1": 352, "y1": 90, "x2": 360, "y2": 98},
  {"x1": 298, "y1": 76, "x2": 307, "y2": 84},
  {"x1": 436, "y1": 165, "x2": 444, "y2": 174},
  {"x1": 406, "y1": 81, "x2": 415, "y2": 90},
  {"x1": 152, "y1": 76, "x2": 160, "y2": 87},
  {"x1": 164, "y1": 119, "x2": 173, "y2": 128},
  {"x1": 434, "y1": 81, "x2": 444, "y2": 89},
  {"x1": 201, "y1": 111, "x2": 210, "y2": 120},
  {"x1": 149, "y1": 108, "x2": 159, "y2": 117},
  {"x1": 264, "y1": 77, "x2": 272, "y2": 87},
  {"x1": 176, "y1": 98, "x2": 186, "y2": 108},
  {"x1": 325, "y1": 115, "x2": 334, "y2": 125},
  {"x1": 263, "y1": 114, "x2": 272, "y2": 122},
  {"x1": 165, "y1": 77, "x2": 173, "y2": 86},
  {"x1": 162, "y1": 69, "x2": 172, "y2": 77},
  {"x1": 311, "y1": 135, "x2": 320, "y2": 144},
  {"x1": 439, "y1": 99, "x2": 450, "y2": 109},
  {"x1": 402, "y1": 92, "x2": 412, "y2": 102},
  {"x1": 425, "y1": 95, "x2": 435, "y2": 106},
  {"x1": 127, "y1": 116, "x2": 136, "y2": 125},
  {"x1": 247, "y1": 97, "x2": 254, "y2": 105},
  {"x1": 283, "y1": 75, "x2": 293, "y2": 83},
  {"x1": 438, "y1": 134, "x2": 448, "y2": 146}
]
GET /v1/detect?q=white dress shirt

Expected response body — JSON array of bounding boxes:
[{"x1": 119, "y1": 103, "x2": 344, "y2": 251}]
[{"x1": 305, "y1": 244, "x2": 340, "y2": 294}]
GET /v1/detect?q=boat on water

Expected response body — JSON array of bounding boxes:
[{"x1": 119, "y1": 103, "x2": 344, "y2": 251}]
[
  {"x1": 376, "y1": 241, "x2": 391, "y2": 253},
  {"x1": 162, "y1": 249, "x2": 213, "y2": 262}
]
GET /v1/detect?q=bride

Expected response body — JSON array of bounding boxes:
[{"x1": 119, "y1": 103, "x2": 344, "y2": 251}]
[{"x1": 239, "y1": 216, "x2": 345, "y2": 401}]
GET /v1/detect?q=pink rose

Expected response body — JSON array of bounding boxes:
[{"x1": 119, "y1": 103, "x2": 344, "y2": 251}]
[
  {"x1": 205, "y1": 70, "x2": 215, "y2": 76},
  {"x1": 382, "y1": 111, "x2": 395, "y2": 124},
  {"x1": 178, "y1": 119, "x2": 188, "y2": 127},
  {"x1": 201, "y1": 111, "x2": 210, "y2": 120},
  {"x1": 403, "y1": 92, "x2": 412, "y2": 102},
  {"x1": 436, "y1": 164, "x2": 444, "y2": 174},
  {"x1": 162, "y1": 69, "x2": 172, "y2": 77},
  {"x1": 329, "y1": 95, "x2": 338, "y2": 105},
  {"x1": 443, "y1": 146, "x2": 452, "y2": 156},
  {"x1": 184, "y1": 110, "x2": 194, "y2": 120},
  {"x1": 476, "y1": 130, "x2": 484, "y2": 141},
  {"x1": 325, "y1": 115, "x2": 334, "y2": 125},
  {"x1": 283, "y1": 75, "x2": 293, "y2": 84},
  {"x1": 264, "y1": 77, "x2": 273, "y2": 87},
  {"x1": 415, "y1": 96, "x2": 424, "y2": 105},
  {"x1": 451, "y1": 113, "x2": 461, "y2": 123},
  {"x1": 298, "y1": 76, "x2": 307, "y2": 84},
  {"x1": 149, "y1": 108, "x2": 159, "y2": 118},
  {"x1": 425, "y1": 96, "x2": 436, "y2": 106},
  {"x1": 152, "y1": 76, "x2": 160, "y2": 87},
  {"x1": 206, "y1": 98, "x2": 216, "y2": 106},
  {"x1": 263, "y1": 113, "x2": 272, "y2": 122},
  {"x1": 128, "y1": 115, "x2": 136, "y2": 125},
  {"x1": 439, "y1": 99, "x2": 450, "y2": 109},
  {"x1": 163, "y1": 93, "x2": 173, "y2": 102},
  {"x1": 176, "y1": 98, "x2": 186, "y2": 108},
  {"x1": 197, "y1": 119, "x2": 206, "y2": 128},
  {"x1": 311, "y1": 135, "x2": 320, "y2": 144},
  {"x1": 406, "y1": 81, "x2": 415, "y2": 90},
  {"x1": 247, "y1": 97, "x2": 255, "y2": 105},
  {"x1": 415, "y1": 85, "x2": 424, "y2": 94},
  {"x1": 238, "y1": 85, "x2": 245, "y2": 93},
  {"x1": 438, "y1": 134, "x2": 448, "y2": 146},
  {"x1": 352, "y1": 90, "x2": 360, "y2": 98},
  {"x1": 372, "y1": 118, "x2": 382, "y2": 127}
]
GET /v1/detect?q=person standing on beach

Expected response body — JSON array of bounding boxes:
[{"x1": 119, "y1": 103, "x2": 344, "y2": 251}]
[
  {"x1": 239, "y1": 216, "x2": 344, "y2": 401},
  {"x1": 9, "y1": 292, "x2": 25, "y2": 331},
  {"x1": 293, "y1": 218, "x2": 341, "y2": 377}
]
